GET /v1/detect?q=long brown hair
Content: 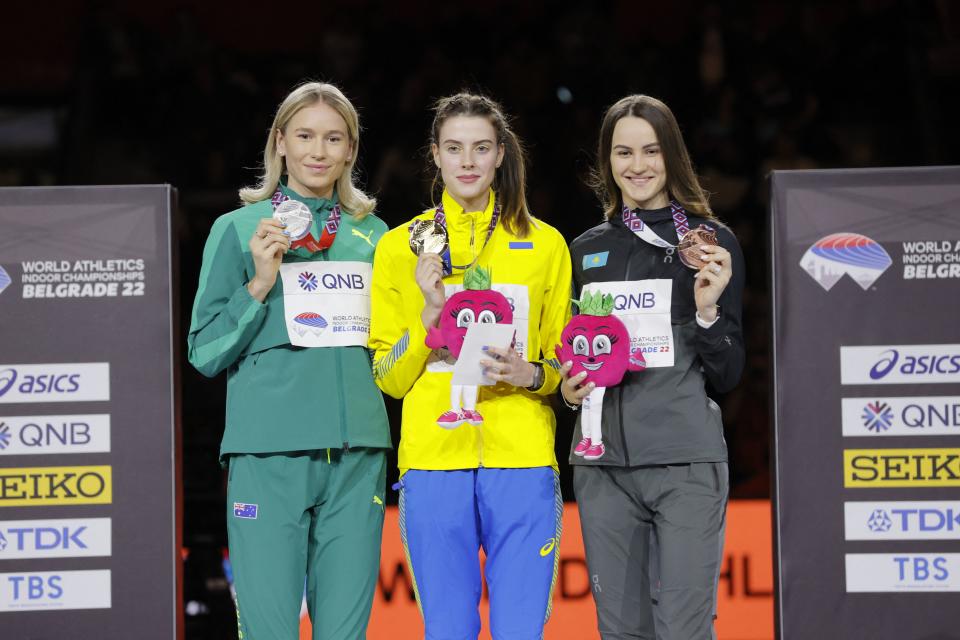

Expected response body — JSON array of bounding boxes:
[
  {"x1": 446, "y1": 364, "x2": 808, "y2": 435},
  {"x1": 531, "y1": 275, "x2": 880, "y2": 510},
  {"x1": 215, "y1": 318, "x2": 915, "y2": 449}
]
[
  {"x1": 591, "y1": 95, "x2": 715, "y2": 221},
  {"x1": 429, "y1": 93, "x2": 533, "y2": 237}
]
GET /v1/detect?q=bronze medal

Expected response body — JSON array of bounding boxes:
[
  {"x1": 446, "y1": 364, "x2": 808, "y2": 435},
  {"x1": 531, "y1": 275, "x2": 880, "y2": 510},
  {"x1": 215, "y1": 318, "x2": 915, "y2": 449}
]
[
  {"x1": 408, "y1": 219, "x2": 448, "y2": 256},
  {"x1": 677, "y1": 225, "x2": 719, "y2": 270}
]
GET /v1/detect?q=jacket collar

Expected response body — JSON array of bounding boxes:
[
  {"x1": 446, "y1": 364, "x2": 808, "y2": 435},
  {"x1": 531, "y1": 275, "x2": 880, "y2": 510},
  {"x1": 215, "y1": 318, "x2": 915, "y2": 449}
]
[
  {"x1": 440, "y1": 188, "x2": 495, "y2": 230},
  {"x1": 610, "y1": 203, "x2": 674, "y2": 229},
  {"x1": 279, "y1": 176, "x2": 338, "y2": 214}
]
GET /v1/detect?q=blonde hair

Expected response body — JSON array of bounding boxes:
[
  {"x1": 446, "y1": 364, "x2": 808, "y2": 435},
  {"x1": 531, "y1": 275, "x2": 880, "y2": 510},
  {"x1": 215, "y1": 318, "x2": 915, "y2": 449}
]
[{"x1": 239, "y1": 82, "x2": 376, "y2": 218}]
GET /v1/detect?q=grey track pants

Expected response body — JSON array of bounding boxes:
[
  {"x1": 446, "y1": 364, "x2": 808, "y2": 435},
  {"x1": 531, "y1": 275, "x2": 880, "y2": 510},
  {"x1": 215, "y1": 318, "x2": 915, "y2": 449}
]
[{"x1": 573, "y1": 463, "x2": 729, "y2": 640}]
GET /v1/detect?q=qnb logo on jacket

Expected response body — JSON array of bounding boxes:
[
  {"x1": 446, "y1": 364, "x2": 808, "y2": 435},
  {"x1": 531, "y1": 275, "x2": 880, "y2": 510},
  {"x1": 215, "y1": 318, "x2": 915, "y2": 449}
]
[{"x1": 800, "y1": 233, "x2": 892, "y2": 291}]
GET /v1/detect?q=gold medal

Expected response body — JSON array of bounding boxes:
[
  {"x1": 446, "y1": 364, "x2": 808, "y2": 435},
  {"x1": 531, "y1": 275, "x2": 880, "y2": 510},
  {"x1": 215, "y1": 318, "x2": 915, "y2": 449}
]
[
  {"x1": 408, "y1": 219, "x2": 448, "y2": 256},
  {"x1": 677, "y1": 225, "x2": 719, "y2": 270}
]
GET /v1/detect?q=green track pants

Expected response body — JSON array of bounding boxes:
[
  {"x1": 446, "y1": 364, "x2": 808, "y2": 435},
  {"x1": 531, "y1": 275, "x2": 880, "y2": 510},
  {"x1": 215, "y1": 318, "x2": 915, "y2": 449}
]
[{"x1": 226, "y1": 447, "x2": 387, "y2": 639}]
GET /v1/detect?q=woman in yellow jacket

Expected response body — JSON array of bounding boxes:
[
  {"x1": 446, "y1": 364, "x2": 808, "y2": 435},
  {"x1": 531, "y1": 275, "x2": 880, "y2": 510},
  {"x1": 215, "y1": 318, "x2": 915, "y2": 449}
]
[{"x1": 369, "y1": 93, "x2": 572, "y2": 639}]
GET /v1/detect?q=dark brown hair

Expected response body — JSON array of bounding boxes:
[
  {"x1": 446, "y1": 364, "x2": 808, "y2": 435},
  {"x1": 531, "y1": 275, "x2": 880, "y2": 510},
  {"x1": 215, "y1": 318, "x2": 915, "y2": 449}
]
[
  {"x1": 429, "y1": 93, "x2": 532, "y2": 237},
  {"x1": 591, "y1": 95, "x2": 715, "y2": 221}
]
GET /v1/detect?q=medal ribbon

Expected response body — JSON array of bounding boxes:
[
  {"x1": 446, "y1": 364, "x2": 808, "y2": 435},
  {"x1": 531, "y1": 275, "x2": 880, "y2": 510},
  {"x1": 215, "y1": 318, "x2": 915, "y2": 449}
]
[
  {"x1": 271, "y1": 188, "x2": 340, "y2": 253},
  {"x1": 621, "y1": 200, "x2": 711, "y2": 248},
  {"x1": 433, "y1": 198, "x2": 501, "y2": 276}
]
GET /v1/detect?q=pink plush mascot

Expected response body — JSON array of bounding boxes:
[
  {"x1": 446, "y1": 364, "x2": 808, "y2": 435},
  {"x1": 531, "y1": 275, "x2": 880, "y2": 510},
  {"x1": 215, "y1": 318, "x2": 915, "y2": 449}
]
[
  {"x1": 557, "y1": 291, "x2": 645, "y2": 459},
  {"x1": 426, "y1": 265, "x2": 514, "y2": 428}
]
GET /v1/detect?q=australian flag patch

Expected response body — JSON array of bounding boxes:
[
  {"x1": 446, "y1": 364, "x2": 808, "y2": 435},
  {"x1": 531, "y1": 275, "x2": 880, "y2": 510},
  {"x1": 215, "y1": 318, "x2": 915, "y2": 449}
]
[
  {"x1": 233, "y1": 502, "x2": 258, "y2": 519},
  {"x1": 509, "y1": 241, "x2": 533, "y2": 249}
]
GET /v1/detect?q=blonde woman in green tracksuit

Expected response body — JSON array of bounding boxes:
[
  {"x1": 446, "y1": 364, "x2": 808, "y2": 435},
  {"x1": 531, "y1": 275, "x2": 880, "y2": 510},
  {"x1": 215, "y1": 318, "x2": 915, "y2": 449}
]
[{"x1": 188, "y1": 82, "x2": 391, "y2": 640}]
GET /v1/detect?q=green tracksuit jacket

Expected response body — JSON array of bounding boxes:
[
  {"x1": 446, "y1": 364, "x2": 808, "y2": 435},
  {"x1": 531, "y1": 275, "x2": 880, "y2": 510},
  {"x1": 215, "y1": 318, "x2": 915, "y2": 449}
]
[{"x1": 187, "y1": 188, "x2": 392, "y2": 460}]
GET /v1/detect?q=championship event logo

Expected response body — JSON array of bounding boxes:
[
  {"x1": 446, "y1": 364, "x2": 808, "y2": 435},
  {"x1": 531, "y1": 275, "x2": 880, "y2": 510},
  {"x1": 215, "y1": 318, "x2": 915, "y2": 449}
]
[
  {"x1": 0, "y1": 265, "x2": 10, "y2": 296},
  {"x1": 800, "y1": 233, "x2": 892, "y2": 291},
  {"x1": 291, "y1": 312, "x2": 328, "y2": 337}
]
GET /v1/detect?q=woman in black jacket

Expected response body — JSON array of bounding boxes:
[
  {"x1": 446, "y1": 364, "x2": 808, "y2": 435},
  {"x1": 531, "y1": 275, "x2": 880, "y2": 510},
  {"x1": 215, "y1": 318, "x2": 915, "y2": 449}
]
[{"x1": 560, "y1": 94, "x2": 745, "y2": 640}]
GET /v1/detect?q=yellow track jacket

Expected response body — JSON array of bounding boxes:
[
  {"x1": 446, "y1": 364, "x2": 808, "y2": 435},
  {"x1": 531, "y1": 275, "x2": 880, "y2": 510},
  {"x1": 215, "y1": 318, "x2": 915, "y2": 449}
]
[{"x1": 370, "y1": 190, "x2": 572, "y2": 473}]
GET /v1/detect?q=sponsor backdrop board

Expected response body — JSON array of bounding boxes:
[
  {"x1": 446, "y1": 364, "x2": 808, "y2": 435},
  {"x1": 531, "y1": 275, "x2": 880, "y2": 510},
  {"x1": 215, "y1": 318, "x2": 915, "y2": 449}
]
[
  {"x1": 770, "y1": 167, "x2": 960, "y2": 638},
  {"x1": 0, "y1": 187, "x2": 181, "y2": 638}
]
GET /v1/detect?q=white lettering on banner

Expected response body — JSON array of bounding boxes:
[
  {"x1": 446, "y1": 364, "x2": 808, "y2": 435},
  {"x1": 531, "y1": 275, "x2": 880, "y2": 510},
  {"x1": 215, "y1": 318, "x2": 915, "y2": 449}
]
[
  {"x1": 901, "y1": 240, "x2": 960, "y2": 279},
  {"x1": 20, "y1": 258, "x2": 146, "y2": 298},
  {"x1": 0, "y1": 364, "x2": 110, "y2": 404},
  {"x1": 426, "y1": 283, "x2": 529, "y2": 373},
  {"x1": 0, "y1": 569, "x2": 111, "y2": 611},
  {"x1": 844, "y1": 502, "x2": 960, "y2": 540},
  {"x1": 0, "y1": 518, "x2": 111, "y2": 559},
  {"x1": 845, "y1": 554, "x2": 960, "y2": 592},
  {"x1": 903, "y1": 264, "x2": 960, "y2": 279},
  {"x1": 0, "y1": 415, "x2": 110, "y2": 455},
  {"x1": 582, "y1": 280, "x2": 674, "y2": 368},
  {"x1": 840, "y1": 345, "x2": 960, "y2": 385},
  {"x1": 279, "y1": 262, "x2": 372, "y2": 348},
  {"x1": 841, "y1": 397, "x2": 960, "y2": 436}
]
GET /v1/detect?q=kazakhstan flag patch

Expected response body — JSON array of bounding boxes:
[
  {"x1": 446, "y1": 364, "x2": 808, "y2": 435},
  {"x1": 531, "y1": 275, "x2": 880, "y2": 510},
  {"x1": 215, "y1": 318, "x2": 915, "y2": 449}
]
[{"x1": 583, "y1": 251, "x2": 609, "y2": 270}]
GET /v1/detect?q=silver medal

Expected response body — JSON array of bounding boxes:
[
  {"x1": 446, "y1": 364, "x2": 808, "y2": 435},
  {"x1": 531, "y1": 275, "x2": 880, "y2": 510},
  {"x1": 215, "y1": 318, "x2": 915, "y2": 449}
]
[{"x1": 273, "y1": 200, "x2": 312, "y2": 241}]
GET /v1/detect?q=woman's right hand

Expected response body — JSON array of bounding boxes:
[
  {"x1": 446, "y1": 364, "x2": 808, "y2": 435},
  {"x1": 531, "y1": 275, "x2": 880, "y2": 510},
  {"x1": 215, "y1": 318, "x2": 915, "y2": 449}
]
[
  {"x1": 559, "y1": 360, "x2": 594, "y2": 407},
  {"x1": 247, "y1": 218, "x2": 291, "y2": 302},
  {"x1": 416, "y1": 252, "x2": 446, "y2": 327}
]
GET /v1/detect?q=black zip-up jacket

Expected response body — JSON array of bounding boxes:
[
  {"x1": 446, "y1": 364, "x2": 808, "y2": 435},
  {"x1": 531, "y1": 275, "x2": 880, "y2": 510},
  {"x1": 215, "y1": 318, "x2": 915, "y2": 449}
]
[{"x1": 567, "y1": 205, "x2": 745, "y2": 467}]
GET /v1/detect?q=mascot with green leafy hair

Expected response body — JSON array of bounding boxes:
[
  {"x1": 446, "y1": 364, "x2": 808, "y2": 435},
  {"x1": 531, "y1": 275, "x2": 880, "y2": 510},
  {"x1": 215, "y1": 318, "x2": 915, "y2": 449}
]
[
  {"x1": 557, "y1": 291, "x2": 646, "y2": 460},
  {"x1": 426, "y1": 265, "x2": 515, "y2": 428}
]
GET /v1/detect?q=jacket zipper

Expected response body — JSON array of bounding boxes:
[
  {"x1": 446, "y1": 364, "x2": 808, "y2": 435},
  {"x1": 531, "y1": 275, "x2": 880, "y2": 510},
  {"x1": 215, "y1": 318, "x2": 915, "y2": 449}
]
[
  {"x1": 335, "y1": 347, "x2": 348, "y2": 450},
  {"x1": 471, "y1": 214, "x2": 482, "y2": 466},
  {"x1": 319, "y1": 232, "x2": 350, "y2": 450},
  {"x1": 618, "y1": 233, "x2": 637, "y2": 467}
]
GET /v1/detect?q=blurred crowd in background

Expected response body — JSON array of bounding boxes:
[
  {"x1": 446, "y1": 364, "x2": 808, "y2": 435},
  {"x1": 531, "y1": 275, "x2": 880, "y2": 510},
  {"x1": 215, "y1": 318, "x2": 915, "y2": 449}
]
[{"x1": 2, "y1": 0, "x2": 959, "y2": 636}]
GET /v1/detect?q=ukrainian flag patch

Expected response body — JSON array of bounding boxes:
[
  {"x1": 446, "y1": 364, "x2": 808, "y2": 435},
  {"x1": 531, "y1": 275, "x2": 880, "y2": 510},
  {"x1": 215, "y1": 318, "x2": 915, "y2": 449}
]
[
  {"x1": 509, "y1": 241, "x2": 534, "y2": 249},
  {"x1": 583, "y1": 251, "x2": 609, "y2": 270}
]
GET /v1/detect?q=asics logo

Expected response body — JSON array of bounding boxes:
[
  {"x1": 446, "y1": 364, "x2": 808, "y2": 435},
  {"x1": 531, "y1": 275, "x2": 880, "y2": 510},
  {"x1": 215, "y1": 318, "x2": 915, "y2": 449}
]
[{"x1": 539, "y1": 537, "x2": 557, "y2": 557}]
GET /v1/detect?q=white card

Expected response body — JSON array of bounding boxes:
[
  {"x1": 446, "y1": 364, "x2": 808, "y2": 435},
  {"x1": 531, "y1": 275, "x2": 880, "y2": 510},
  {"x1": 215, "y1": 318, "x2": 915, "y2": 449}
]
[{"x1": 451, "y1": 322, "x2": 517, "y2": 386}]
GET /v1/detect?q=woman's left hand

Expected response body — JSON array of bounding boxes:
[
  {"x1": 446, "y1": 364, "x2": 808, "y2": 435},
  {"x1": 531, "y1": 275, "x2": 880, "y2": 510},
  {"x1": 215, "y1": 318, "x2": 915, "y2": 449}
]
[
  {"x1": 480, "y1": 346, "x2": 537, "y2": 388},
  {"x1": 694, "y1": 243, "x2": 733, "y2": 322}
]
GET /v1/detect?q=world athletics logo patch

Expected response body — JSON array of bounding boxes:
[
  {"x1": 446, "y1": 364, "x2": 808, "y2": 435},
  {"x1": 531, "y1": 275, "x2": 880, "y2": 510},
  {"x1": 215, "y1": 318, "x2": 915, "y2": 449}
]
[
  {"x1": 291, "y1": 312, "x2": 327, "y2": 337},
  {"x1": 800, "y1": 233, "x2": 892, "y2": 291},
  {"x1": 0, "y1": 266, "x2": 11, "y2": 296}
]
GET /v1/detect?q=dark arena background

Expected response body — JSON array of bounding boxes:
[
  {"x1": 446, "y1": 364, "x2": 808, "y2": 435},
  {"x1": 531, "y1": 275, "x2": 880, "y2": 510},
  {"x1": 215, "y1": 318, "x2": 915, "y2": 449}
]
[{"x1": 2, "y1": 1, "x2": 959, "y2": 638}]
